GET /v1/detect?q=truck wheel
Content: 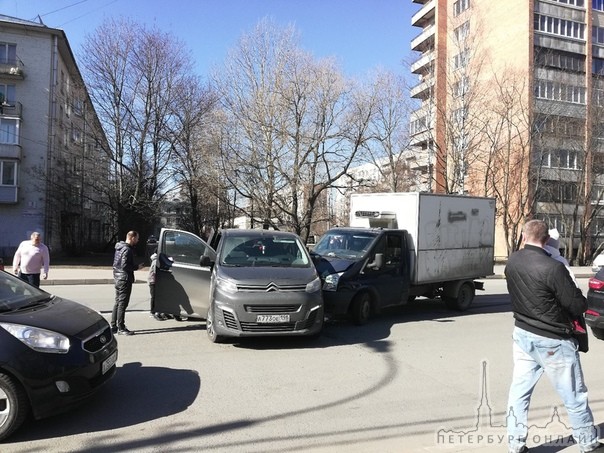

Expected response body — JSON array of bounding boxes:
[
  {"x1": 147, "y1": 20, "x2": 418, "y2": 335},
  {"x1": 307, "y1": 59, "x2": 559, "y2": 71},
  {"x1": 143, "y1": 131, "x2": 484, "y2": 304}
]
[
  {"x1": 351, "y1": 293, "x2": 371, "y2": 325},
  {"x1": 443, "y1": 282, "x2": 474, "y2": 311},
  {"x1": 0, "y1": 373, "x2": 29, "y2": 441},
  {"x1": 591, "y1": 327, "x2": 604, "y2": 340},
  {"x1": 206, "y1": 307, "x2": 225, "y2": 343}
]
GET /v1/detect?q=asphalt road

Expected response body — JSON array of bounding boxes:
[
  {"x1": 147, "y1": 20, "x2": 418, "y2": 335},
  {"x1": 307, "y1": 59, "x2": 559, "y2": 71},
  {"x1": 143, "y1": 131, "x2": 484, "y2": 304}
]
[{"x1": 2, "y1": 279, "x2": 603, "y2": 453}]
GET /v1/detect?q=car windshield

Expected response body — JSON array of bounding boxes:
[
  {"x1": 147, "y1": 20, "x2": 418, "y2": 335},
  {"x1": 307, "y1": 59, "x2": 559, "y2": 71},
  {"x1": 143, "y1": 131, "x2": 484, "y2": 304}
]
[
  {"x1": 313, "y1": 231, "x2": 377, "y2": 259},
  {"x1": 0, "y1": 271, "x2": 53, "y2": 312},
  {"x1": 220, "y1": 234, "x2": 310, "y2": 267}
]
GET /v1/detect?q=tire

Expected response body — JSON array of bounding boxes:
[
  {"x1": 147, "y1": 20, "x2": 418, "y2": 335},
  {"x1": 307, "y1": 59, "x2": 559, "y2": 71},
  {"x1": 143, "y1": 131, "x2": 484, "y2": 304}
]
[
  {"x1": 443, "y1": 282, "x2": 475, "y2": 311},
  {"x1": 591, "y1": 327, "x2": 604, "y2": 340},
  {"x1": 350, "y1": 292, "x2": 372, "y2": 326},
  {"x1": 0, "y1": 373, "x2": 29, "y2": 442},
  {"x1": 206, "y1": 307, "x2": 225, "y2": 344}
]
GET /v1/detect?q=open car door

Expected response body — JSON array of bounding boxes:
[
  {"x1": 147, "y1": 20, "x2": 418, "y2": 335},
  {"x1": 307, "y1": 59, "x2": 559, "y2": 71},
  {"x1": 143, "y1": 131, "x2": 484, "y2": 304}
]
[{"x1": 154, "y1": 228, "x2": 216, "y2": 319}]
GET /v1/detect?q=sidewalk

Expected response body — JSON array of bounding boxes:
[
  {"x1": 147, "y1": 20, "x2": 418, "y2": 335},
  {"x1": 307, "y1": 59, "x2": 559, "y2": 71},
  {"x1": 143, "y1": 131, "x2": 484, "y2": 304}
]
[{"x1": 30, "y1": 264, "x2": 596, "y2": 286}]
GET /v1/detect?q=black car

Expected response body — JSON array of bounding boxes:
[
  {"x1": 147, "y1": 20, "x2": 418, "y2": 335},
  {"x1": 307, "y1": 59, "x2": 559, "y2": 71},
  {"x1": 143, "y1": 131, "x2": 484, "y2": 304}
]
[
  {"x1": 586, "y1": 268, "x2": 604, "y2": 339},
  {"x1": 0, "y1": 270, "x2": 117, "y2": 441}
]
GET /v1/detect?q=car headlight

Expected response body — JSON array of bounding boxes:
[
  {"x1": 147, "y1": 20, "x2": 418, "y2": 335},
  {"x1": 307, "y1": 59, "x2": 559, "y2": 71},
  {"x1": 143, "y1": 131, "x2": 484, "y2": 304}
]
[
  {"x1": 323, "y1": 273, "x2": 343, "y2": 292},
  {"x1": 305, "y1": 277, "x2": 321, "y2": 293},
  {"x1": 0, "y1": 322, "x2": 70, "y2": 354},
  {"x1": 216, "y1": 276, "x2": 238, "y2": 293}
]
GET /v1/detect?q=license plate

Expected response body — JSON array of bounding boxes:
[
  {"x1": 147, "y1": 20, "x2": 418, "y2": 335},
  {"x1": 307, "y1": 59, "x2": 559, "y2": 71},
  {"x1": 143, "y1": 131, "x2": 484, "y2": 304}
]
[
  {"x1": 256, "y1": 314, "x2": 290, "y2": 323},
  {"x1": 102, "y1": 351, "x2": 118, "y2": 374}
]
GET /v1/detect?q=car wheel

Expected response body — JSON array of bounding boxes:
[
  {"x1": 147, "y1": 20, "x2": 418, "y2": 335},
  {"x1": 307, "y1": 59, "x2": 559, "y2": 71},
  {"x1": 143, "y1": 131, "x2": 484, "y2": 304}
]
[
  {"x1": 206, "y1": 307, "x2": 225, "y2": 343},
  {"x1": 350, "y1": 292, "x2": 371, "y2": 326},
  {"x1": 0, "y1": 373, "x2": 29, "y2": 441},
  {"x1": 590, "y1": 327, "x2": 604, "y2": 340},
  {"x1": 443, "y1": 282, "x2": 475, "y2": 311}
]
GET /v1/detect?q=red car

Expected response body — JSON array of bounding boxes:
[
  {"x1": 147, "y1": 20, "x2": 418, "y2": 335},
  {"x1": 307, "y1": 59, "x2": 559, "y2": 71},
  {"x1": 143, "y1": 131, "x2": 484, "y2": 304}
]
[{"x1": 586, "y1": 268, "x2": 604, "y2": 339}]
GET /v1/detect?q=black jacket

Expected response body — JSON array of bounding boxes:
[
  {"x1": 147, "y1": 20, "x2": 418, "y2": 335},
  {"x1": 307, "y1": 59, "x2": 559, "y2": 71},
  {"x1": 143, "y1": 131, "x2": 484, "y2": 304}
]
[
  {"x1": 505, "y1": 244, "x2": 586, "y2": 339},
  {"x1": 113, "y1": 241, "x2": 136, "y2": 283}
]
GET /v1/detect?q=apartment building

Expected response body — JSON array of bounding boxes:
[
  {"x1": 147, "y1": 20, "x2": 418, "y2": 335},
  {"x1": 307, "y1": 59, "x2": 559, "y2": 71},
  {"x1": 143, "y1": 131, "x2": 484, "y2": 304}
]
[
  {"x1": 410, "y1": 0, "x2": 604, "y2": 260},
  {"x1": 0, "y1": 15, "x2": 110, "y2": 258}
]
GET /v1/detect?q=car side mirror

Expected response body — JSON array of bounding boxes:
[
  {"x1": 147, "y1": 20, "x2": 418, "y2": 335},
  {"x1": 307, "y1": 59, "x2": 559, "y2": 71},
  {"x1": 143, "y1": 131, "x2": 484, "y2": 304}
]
[
  {"x1": 366, "y1": 253, "x2": 384, "y2": 270},
  {"x1": 200, "y1": 255, "x2": 213, "y2": 267}
]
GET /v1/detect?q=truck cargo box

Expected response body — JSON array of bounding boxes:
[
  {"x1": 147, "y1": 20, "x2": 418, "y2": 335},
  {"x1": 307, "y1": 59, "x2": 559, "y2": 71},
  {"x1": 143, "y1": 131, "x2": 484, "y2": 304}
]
[{"x1": 350, "y1": 192, "x2": 495, "y2": 285}]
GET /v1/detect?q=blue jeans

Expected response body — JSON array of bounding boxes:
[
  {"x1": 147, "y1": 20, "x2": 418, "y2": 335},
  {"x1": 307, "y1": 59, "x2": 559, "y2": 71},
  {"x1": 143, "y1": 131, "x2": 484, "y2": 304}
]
[{"x1": 507, "y1": 327, "x2": 599, "y2": 452}]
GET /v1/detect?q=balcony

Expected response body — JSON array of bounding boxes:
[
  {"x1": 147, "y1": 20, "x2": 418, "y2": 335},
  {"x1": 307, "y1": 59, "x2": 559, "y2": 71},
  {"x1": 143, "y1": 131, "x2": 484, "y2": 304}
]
[
  {"x1": 411, "y1": 51, "x2": 435, "y2": 75},
  {"x1": 0, "y1": 102, "x2": 22, "y2": 118},
  {"x1": 0, "y1": 59, "x2": 24, "y2": 79},
  {"x1": 411, "y1": 25, "x2": 435, "y2": 52},
  {"x1": 0, "y1": 186, "x2": 17, "y2": 203},
  {"x1": 410, "y1": 77, "x2": 435, "y2": 99},
  {"x1": 412, "y1": 0, "x2": 435, "y2": 28},
  {"x1": 0, "y1": 143, "x2": 21, "y2": 159}
]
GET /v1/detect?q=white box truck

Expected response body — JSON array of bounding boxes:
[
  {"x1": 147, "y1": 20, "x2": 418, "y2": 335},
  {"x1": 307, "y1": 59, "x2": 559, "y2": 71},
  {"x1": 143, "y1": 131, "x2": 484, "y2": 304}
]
[{"x1": 311, "y1": 192, "x2": 496, "y2": 324}]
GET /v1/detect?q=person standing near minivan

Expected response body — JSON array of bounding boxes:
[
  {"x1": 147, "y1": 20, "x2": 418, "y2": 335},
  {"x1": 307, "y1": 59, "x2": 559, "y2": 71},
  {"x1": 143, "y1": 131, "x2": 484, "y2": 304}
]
[
  {"x1": 12, "y1": 231, "x2": 50, "y2": 288},
  {"x1": 111, "y1": 231, "x2": 141, "y2": 336}
]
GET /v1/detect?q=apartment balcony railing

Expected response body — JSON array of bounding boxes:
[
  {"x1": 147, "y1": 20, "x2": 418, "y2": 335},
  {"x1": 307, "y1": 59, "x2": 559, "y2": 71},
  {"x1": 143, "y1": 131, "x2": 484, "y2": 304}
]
[
  {"x1": 0, "y1": 59, "x2": 24, "y2": 79},
  {"x1": 411, "y1": 24, "x2": 435, "y2": 52},
  {"x1": 0, "y1": 102, "x2": 22, "y2": 118},
  {"x1": 411, "y1": 0, "x2": 435, "y2": 28},
  {"x1": 411, "y1": 51, "x2": 435, "y2": 74},
  {"x1": 410, "y1": 77, "x2": 435, "y2": 99},
  {"x1": 0, "y1": 143, "x2": 21, "y2": 159}
]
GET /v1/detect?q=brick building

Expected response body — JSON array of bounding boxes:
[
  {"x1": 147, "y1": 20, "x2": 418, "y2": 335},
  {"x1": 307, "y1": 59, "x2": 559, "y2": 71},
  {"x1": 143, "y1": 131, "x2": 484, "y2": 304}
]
[{"x1": 410, "y1": 0, "x2": 604, "y2": 260}]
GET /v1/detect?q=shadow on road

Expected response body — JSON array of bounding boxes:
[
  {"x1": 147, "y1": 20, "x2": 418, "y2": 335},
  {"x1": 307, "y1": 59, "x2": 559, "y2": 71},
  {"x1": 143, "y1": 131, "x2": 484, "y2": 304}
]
[
  {"x1": 230, "y1": 293, "x2": 512, "y2": 350},
  {"x1": 7, "y1": 362, "x2": 201, "y2": 443}
]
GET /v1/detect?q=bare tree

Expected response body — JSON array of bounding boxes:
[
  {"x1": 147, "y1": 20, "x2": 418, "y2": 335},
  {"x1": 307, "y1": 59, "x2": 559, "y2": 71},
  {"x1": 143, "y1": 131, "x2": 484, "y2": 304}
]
[
  {"x1": 80, "y1": 17, "x2": 196, "y2": 242},
  {"x1": 213, "y1": 19, "x2": 372, "y2": 240}
]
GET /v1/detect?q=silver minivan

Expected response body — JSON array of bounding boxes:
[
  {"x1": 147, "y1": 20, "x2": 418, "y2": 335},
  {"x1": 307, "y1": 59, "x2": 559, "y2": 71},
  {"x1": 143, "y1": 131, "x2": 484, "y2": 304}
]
[{"x1": 155, "y1": 228, "x2": 324, "y2": 342}]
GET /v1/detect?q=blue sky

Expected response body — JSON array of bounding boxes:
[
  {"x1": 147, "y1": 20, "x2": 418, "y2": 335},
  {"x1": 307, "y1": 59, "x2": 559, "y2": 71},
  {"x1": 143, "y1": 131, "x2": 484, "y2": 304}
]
[{"x1": 1, "y1": 0, "x2": 418, "y2": 79}]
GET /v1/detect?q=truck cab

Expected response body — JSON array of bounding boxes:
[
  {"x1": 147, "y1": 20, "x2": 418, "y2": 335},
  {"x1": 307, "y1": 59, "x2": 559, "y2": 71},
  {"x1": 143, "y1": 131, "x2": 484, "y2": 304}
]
[{"x1": 311, "y1": 228, "x2": 411, "y2": 325}]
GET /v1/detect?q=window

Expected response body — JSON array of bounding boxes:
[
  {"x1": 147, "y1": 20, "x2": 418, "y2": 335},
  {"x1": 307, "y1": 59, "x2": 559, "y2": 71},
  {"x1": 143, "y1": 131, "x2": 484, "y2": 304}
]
[
  {"x1": 71, "y1": 125, "x2": 82, "y2": 143},
  {"x1": 595, "y1": 0, "x2": 604, "y2": 12},
  {"x1": 453, "y1": 0, "x2": 470, "y2": 16},
  {"x1": 0, "y1": 84, "x2": 15, "y2": 105},
  {"x1": 453, "y1": 49, "x2": 469, "y2": 69},
  {"x1": 542, "y1": 149, "x2": 580, "y2": 169},
  {"x1": 535, "y1": 48, "x2": 584, "y2": 72},
  {"x1": 535, "y1": 79, "x2": 586, "y2": 104},
  {"x1": 534, "y1": 14, "x2": 585, "y2": 40},
  {"x1": 73, "y1": 98, "x2": 84, "y2": 116},
  {"x1": 551, "y1": 0, "x2": 584, "y2": 5},
  {"x1": 454, "y1": 21, "x2": 470, "y2": 43},
  {"x1": 0, "y1": 160, "x2": 16, "y2": 185},
  {"x1": 0, "y1": 118, "x2": 18, "y2": 144},
  {"x1": 454, "y1": 76, "x2": 470, "y2": 97},
  {"x1": 0, "y1": 43, "x2": 16, "y2": 65}
]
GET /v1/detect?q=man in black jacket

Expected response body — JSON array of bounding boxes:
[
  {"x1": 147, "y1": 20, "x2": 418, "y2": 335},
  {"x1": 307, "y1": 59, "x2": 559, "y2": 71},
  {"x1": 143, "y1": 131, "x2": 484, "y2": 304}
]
[
  {"x1": 111, "y1": 231, "x2": 140, "y2": 336},
  {"x1": 505, "y1": 219, "x2": 602, "y2": 453}
]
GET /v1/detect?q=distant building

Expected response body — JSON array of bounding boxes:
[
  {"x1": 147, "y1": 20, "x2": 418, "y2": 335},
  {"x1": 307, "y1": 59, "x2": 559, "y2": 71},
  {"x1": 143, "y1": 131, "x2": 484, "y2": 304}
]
[{"x1": 0, "y1": 15, "x2": 110, "y2": 258}]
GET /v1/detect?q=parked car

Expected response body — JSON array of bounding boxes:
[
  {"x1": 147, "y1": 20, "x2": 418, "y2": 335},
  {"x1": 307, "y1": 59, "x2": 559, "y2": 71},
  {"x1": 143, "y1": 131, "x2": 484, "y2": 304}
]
[
  {"x1": 592, "y1": 252, "x2": 604, "y2": 273},
  {"x1": 586, "y1": 267, "x2": 604, "y2": 339},
  {"x1": 0, "y1": 270, "x2": 117, "y2": 441},
  {"x1": 154, "y1": 228, "x2": 324, "y2": 343}
]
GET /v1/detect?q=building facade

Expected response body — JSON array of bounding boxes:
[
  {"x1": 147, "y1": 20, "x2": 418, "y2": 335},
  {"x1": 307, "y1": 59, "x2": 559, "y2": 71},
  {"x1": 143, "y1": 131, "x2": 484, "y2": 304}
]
[
  {"x1": 0, "y1": 15, "x2": 110, "y2": 259},
  {"x1": 410, "y1": 0, "x2": 604, "y2": 261}
]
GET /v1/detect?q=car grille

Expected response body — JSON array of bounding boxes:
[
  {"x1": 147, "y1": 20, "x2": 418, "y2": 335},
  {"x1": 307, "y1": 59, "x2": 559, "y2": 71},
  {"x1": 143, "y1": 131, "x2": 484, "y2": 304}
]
[
  {"x1": 82, "y1": 325, "x2": 113, "y2": 353},
  {"x1": 245, "y1": 304, "x2": 301, "y2": 313},
  {"x1": 239, "y1": 322, "x2": 296, "y2": 332},
  {"x1": 237, "y1": 282, "x2": 306, "y2": 292},
  {"x1": 222, "y1": 310, "x2": 239, "y2": 330}
]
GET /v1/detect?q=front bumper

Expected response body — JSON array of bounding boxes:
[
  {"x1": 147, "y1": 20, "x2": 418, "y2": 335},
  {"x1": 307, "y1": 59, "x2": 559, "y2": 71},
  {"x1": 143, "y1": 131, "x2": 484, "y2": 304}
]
[{"x1": 212, "y1": 291, "x2": 324, "y2": 338}]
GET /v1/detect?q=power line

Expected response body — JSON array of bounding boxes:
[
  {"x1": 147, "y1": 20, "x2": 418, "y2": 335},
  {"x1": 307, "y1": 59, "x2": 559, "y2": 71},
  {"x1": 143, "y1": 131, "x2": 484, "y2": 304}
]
[{"x1": 31, "y1": 0, "x2": 91, "y2": 21}]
